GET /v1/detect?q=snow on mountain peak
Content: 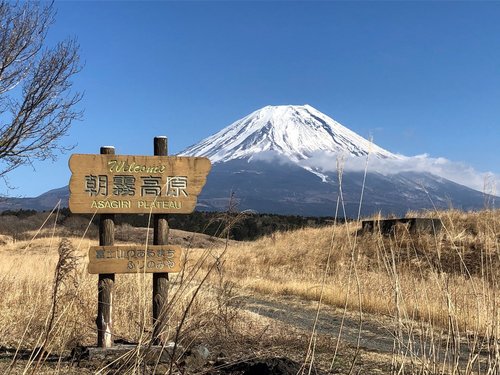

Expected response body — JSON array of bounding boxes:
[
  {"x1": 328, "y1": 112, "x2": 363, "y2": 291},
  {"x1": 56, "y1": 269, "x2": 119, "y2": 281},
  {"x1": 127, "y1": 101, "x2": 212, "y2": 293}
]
[{"x1": 181, "y1": 105, "x2": 397, "y2": 163}]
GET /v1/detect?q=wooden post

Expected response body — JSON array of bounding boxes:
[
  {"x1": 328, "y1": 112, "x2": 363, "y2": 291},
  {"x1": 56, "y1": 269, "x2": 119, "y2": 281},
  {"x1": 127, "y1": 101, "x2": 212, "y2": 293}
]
[
  {"x1": 97, "y1": 146, "x2": 115, "y2": 348},
  {"x1": 153, "y1": 136, "x2": 169, "y2": 344}
]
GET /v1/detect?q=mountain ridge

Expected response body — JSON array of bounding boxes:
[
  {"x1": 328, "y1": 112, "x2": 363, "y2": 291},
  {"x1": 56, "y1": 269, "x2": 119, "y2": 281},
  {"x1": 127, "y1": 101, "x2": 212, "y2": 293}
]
[
  {"x1": 181, "y1": 104, "x2": 495, "y2": 215},
  {"x1": 0, "y1": 105, "x2": 495, "y2": 216},
  {"x1": 181, "y1": 104, "x2": 398, "y2": 164}
]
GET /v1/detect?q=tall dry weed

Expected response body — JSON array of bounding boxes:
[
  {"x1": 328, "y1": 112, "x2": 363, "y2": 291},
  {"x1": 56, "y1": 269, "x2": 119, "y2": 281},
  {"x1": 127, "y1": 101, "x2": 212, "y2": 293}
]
[{"x1": 0, "y1": 194, "x2": 499, "y2": 374}]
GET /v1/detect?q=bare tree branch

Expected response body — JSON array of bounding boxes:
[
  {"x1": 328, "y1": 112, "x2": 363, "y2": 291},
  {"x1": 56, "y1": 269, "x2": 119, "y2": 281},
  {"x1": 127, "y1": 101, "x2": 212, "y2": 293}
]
[{"x1": 0, "y1": 1, "x2": 82, "y2": 180}]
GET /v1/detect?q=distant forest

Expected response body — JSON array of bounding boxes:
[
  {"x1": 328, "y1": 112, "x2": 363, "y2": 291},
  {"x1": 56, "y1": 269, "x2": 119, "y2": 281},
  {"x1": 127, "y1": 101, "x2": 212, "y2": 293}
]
[{"x1": 0, "y1": 208, "x2": 339, "y2": 241}]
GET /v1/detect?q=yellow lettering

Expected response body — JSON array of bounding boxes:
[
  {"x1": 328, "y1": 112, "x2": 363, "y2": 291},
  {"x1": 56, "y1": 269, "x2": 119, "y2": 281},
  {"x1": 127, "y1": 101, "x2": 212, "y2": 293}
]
[
  {"x1": 107, "y1": 159, "x2": 169, "y2": 175},
  {"x1": 89, "y1": 200, "x2": 132, "y2": 209},
  {"x1": 108, "y1": 160, "x2": 117, "y2": 172}
]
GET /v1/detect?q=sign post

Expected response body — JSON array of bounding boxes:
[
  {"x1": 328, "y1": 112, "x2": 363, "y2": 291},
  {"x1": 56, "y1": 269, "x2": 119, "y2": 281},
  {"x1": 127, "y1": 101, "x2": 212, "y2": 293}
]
[
  {"x1": 97, "y1": 146, "x2": 115, "y2": 349},
  {"x1": 68, "y1": 137, "x2": 211, "y2": 349},
  {"x1": 152, "y1": 136, "x2": 169, "y2": 345}
]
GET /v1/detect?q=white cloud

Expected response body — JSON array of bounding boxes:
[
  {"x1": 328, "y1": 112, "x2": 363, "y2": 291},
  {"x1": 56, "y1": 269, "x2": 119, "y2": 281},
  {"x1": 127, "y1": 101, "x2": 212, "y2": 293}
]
[
  {"x1": 249, "y1": 150, "x2": 297, "y2": 165},
  {"x1": 299, "y1": 151, "x2": 499, "y2": 194}
]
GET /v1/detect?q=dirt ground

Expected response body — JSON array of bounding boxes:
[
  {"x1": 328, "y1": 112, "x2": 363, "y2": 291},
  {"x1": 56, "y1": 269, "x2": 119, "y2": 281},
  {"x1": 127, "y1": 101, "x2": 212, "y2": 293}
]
[{"x1": 0, "y1": 290, "x2": 442, "y2": 375}]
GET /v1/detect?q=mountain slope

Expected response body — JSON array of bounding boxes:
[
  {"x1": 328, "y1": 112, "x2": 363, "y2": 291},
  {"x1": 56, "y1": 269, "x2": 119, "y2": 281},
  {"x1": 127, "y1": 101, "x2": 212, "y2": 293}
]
[
  {"x1": 0, "y1": 105, "x2": 494, "y2": 216},
  {"x1": 0, "y1": 186, "x2": 68, "y2": 212},
  {"x1": 196, "y1": 159, "x2": 490, "y2": 217},
  {"x1": 182, "y1": 104, "x2": 494, "y2": 216},
  {"x1": 182, "y1": 105, "x2": 397, "y2": 163}
]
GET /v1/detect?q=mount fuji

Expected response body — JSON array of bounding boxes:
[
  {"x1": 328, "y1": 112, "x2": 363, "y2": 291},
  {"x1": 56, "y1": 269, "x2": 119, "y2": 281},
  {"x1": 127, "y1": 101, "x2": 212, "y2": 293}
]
[
  {"x1": 0, "y1": 105, "x2": 492, "y2": 217},
  {"x1": 180, "y1": 105, "x2": 491, "y2": 217},
  {"x1": 183, "y1": 105, "x2": 396, "y2": 163}
]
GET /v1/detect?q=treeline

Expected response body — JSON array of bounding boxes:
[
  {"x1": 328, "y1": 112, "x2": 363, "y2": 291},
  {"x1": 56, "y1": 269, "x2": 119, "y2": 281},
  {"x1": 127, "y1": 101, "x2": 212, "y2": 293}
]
[
  {"x1": 0, "y1": 208, "x2": 339, "y2": 241},
  {"x1": 167, "y1": 212, "x2": 337, "y2": 240}
]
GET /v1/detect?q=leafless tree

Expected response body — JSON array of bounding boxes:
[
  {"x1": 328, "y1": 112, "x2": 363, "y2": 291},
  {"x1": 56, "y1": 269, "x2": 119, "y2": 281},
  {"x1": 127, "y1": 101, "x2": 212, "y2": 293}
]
[{"x1": 0, "y1": 1, "x2": 82, "y2": 180}]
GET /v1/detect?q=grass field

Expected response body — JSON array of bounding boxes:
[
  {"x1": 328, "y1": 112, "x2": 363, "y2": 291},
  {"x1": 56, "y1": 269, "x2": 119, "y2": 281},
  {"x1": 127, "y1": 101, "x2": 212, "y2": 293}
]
[{"x1": 0, "y1": 208, "x2": 498, "y2": 374}]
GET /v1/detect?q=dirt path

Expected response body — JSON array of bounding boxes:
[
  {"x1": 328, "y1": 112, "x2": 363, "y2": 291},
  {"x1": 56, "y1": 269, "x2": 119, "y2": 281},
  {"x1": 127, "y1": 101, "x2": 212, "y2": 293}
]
[
  {"x1": 239, "y1": 293, "x2": 497, "y2": 372},
  {"x1": 243, "y1": 295, "x2": 395, "y2": 354}
]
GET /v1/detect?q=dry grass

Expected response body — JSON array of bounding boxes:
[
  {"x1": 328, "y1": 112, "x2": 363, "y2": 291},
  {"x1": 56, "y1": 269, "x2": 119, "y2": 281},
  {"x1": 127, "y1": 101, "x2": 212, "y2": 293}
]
[
  {"x1": 0, "y1": 208, "x2": 499, "y2": 374},
  {"x1": 215, "y1": 210, "x2": 499, "y2": 333},
  {"x1": 0, "y1": 230, "x2": 250, "y2": 374},
  {"x1": 200, "y1": 209, "x2": 500, "y2": 374}
]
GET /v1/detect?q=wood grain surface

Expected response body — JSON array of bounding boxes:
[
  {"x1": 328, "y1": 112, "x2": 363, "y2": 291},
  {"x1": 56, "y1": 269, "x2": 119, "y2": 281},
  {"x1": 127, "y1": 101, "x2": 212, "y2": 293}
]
[
  {"x1": 88, "y1": 245, "x2": 182, "y2": 274},
  {"x1": 69, "y1": 154, "x2": 211, "y2": 214}
]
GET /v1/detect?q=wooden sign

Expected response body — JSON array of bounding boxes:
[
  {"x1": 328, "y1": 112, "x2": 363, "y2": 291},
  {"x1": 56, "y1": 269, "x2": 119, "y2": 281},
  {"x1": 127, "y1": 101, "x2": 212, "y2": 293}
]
[
  {"x1": 88, "y1": 245, "x2": 182, "y2": 274},
  {"x1": 69, "y1": 154, "x2": 211, "y2": 214}
]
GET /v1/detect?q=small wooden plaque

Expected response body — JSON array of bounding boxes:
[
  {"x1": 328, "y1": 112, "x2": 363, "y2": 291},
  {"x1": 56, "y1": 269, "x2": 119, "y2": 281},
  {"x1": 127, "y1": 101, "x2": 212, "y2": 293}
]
[
  {"x1": 88, "y1": 245, "x2": 182, "y2": 274},
  {"x1": 69, "y1": 154, "x2": 211, "y2": 214}
]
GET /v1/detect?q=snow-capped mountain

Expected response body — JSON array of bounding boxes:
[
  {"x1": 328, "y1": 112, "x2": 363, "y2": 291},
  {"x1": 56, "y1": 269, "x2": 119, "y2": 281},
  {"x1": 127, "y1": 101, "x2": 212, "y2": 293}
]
[
  {"x1": 179, "y1": 105, "x2": 493, "y2": 216},
  {"x1": 182, "y1": 105, "x2": 397, "y2": 163},
  {"x1": 0, "y1": 105, "x2": 494, "y2": 216}
]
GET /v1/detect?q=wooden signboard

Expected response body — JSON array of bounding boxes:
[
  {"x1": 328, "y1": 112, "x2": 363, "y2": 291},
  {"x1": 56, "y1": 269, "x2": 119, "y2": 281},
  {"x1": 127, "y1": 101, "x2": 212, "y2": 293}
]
[
  {"x1": 69, "y1": 154, "x2": 211, "y2": 214},
  {"x1": 88, "y1": 245, "x2": 182, "y2": 274}
]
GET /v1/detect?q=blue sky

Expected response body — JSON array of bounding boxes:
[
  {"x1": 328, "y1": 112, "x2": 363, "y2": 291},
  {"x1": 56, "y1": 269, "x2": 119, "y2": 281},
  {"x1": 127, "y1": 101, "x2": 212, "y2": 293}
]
[{"x1": 4, "y1": 1, "x2": 500, "y2": 197}]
